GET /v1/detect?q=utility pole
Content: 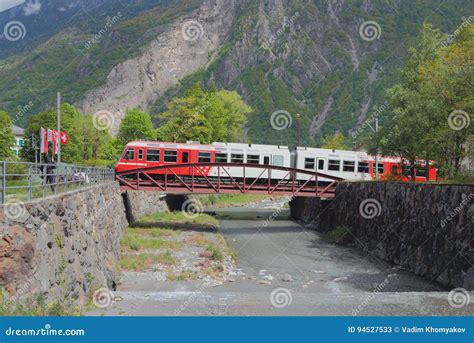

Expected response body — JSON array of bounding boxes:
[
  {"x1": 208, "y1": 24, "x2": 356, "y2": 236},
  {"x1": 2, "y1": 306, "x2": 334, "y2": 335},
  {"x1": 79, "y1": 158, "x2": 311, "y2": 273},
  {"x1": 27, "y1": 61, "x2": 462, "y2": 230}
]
[
  {"x1": 57, "y1": 92, "x2": 61, "y2": 164},
  {"x1": 375, "y1": 118, "x2": 379, "y2": 180},
  {"x1": 296, "y1": 113, "x2": 301, "y2": 147}
]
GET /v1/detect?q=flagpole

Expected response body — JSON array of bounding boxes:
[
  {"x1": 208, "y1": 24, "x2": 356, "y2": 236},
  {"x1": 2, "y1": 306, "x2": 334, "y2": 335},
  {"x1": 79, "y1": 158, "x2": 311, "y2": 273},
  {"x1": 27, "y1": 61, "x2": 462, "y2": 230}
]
[{"x1": 57, "y1": 92, "x2": 61, "y2": 164}]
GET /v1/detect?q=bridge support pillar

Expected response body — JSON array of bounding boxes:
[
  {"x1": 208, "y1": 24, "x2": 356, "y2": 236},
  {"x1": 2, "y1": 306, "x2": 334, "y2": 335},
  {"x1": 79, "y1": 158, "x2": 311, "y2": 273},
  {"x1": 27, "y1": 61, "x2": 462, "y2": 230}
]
[
  {"x1": 290, "y1": 197, "x2": 334, "y2": 230},
  {"x1": 165, "y1": 194, "x2": 190, "y2": 211}
]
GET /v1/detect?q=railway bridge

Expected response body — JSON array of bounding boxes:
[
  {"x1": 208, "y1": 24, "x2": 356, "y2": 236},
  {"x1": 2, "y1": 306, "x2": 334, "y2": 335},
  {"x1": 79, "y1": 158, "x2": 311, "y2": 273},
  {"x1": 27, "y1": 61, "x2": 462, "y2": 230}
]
[{"x1": 115, "y1": 162, "x2": 342, "y2": 198}]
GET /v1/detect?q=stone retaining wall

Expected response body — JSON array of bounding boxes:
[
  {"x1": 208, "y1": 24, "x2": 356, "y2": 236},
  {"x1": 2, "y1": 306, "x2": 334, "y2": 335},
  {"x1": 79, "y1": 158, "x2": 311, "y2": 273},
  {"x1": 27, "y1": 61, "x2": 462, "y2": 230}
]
[
  {"x1": 0, "y1": 182, "x2": 128, "y2": 305},
  {"x1": 291, "y1": 182, "x2": 474, "y2": 289},
  {"x1": 122, "y1": 190, "x2": 169, "y2": 224}
]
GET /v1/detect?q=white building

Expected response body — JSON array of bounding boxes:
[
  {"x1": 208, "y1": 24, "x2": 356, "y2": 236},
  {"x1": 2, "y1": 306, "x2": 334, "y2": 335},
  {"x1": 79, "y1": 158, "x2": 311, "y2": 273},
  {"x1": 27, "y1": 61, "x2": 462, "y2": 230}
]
[{"x1": 12, "y1": 125, "x2": 25, "y2": 156}]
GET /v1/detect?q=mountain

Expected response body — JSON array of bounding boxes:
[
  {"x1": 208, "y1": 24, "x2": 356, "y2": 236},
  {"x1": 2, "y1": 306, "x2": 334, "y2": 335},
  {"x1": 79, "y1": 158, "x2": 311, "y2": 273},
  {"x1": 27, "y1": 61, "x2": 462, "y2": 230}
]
[{"x1": 0, "y1": 0, "x2": 471, "y2": 146}]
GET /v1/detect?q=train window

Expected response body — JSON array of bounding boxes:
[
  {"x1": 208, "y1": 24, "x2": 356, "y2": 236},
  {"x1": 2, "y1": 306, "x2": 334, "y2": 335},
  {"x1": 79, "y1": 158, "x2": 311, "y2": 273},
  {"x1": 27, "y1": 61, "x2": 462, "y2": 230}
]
[
  {"x1": 328, "y1": 160, "x2": 340, "y2": 171},
  {"x1": 123, "y1": 148, "x2": 135, "y2": 160},
  {"x1": 164, "y1": 150, "x2": 177, "y2": 162},
  {"x1": 402, "y1": 164, "x2": 414, "y2": 177},
  {"x1": 372, "y1": 163, "x2": 384, "y2": 174},
  {"x1": 391, "y1": 166, "x2": 398, "y2": 175},
  {"x1": 138, "y1": 149, "x2": 143, "y2": 160},
  {"x1": 416, "y1": 166, "x2": 427, "y2": 178},
  {"x1": 273, "y1": 155, "x2": 284, "y2": 166},
  {"x1": 146, "y1": 149, "x2": 160, "y2": 162},
  {"x1": 215, "y1": 153, "x2": 228, "y2": 163},
  {"x1": 343, "y1": 161, "x2": 355, "y2": 172},
  {"x1": 358, "y1": 162, "x2": 369, "y2": 173},
  {"x1": 304, "y1": 158, "x2": 315, "y2": 169},
  {"x1": 247, "y1": 154, "x2": 260, "y2": 164},
  {"x1": 198, "y1": 152, "x2": 211, "y2": 163},
  {"x1": 263, "y1": 156, "x2": 271, "y2": 165},
  {"x1": 231, "y1": 154, "x2": 244, "y2": 163},
  {"x1": 182, "y1": 152, "x2": 189, "y2": 163},
  {"x1": 318, "y1": 159, "x2": 325, "y2": 170}
]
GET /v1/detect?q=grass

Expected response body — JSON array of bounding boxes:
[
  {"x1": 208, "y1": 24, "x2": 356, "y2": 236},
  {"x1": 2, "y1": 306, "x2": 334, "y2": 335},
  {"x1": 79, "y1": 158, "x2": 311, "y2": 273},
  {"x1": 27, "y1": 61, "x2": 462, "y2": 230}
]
[
  {"x1": 167, "y1": 270, "x2": 198, "y2": 281},
  {"x1": 120, "y1": 229, "x2": 182, "y2": 252},
  {"x1": 325, "y1": 226, "x2": 354, "y2": 245},
  {"x1": 197, "y1": 194, "x2": 272, "y2": 208},
  {"x1": 118, "y1": 251, "x2": 176, "y2": 271},
  {"x1": 137, "y1": 211, "x2": 219, "y2": 227},
  {"x1": 204, "y1": 244, "x2": 224, "y2": 262},
  {"x1": 190, "y1": 233, "x2": 233, "y2": 263},
  {"x1": 0, "y1": 291, "x2": 80, "y2": 316}
]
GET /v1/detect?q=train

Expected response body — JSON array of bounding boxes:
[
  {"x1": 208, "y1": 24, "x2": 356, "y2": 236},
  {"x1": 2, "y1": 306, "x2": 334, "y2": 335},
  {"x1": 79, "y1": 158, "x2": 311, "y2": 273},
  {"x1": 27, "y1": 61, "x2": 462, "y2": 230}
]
[{"x1": 115, "y1": 141, "x2": 437, "y2": 182}]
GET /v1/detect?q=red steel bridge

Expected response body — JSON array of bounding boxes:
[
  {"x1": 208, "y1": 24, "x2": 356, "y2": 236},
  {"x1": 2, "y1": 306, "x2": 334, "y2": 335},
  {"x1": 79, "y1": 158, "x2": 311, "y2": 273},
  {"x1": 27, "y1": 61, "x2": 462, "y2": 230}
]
[{"x1": 116, "y1": 163, "x2": 341, "y2": 198}]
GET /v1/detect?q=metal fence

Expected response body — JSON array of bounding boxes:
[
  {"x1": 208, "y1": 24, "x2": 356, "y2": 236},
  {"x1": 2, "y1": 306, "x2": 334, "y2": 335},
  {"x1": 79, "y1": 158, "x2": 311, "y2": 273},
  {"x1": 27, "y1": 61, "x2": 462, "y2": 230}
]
[{"x1": 0, "y1": 161, "x2": 115, "y2": 204}]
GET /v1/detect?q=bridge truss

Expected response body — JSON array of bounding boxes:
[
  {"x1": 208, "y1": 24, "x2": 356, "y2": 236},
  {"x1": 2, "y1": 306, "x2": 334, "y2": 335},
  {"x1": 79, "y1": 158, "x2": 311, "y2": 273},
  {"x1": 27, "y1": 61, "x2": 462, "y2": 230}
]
[{"x1": 116, "y1": 163, "x2": 342, "y2": 197}]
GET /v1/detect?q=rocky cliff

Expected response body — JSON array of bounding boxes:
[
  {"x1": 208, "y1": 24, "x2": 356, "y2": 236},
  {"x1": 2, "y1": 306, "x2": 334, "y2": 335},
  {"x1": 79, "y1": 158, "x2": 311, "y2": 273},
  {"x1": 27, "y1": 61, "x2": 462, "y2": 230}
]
[{"x1": 0, "y1": 0, "x2": 470, "y2": 144}]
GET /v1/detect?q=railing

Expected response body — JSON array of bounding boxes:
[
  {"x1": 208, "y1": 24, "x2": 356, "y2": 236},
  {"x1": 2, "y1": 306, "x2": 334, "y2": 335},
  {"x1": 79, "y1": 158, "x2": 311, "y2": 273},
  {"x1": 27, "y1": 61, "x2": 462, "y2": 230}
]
[
  {"x1": 116, "y1": 162, "x2": 342, "y2": 197},
  {"x1": 0, "y1": 161, "x2": 115, "y2": 204}
]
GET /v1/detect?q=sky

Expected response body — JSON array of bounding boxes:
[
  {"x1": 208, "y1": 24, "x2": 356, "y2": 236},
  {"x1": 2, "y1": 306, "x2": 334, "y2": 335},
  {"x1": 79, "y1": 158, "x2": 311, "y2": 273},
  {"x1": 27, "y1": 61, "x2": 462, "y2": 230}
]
[{"x1": 0, "y1": 0, "x2": 25, "y2": 13}]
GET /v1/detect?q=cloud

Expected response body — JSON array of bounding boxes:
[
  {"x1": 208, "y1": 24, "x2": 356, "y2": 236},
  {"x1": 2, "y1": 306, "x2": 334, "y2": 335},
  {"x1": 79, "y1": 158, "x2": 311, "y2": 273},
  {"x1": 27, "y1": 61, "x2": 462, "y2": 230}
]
[
  {"x1": 0, "y1": 0, "x2": 25, "y2": 13},
  {"x1": 23, "y1": 0, "x2": 41, "y2": 16}
]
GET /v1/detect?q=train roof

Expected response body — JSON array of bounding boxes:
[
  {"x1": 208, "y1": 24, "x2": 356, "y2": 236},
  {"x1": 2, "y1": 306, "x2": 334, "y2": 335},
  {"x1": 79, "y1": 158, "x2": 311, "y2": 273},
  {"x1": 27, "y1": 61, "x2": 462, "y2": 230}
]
[{"x1": 126, "y1": 141, "x2": 216, "y2": 150}]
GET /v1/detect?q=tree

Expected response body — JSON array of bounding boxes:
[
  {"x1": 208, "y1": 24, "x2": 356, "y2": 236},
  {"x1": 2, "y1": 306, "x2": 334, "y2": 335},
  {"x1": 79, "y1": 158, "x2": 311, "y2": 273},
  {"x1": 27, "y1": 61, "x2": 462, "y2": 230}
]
[
  {"x1": 0, "y1": 111, "x2": 16, "y2": 159},
  {"x1": 320, "y1": 132, "x2": 349, "y2": 150},
  {"x1": 365, "y1": 23, "x2": 473, "y2": 178},
  {"x1": 118, "y1": 108, "x2": 156, "y2": 145},
  {"x1": 156, "y1": 83, "x2": 250, "y2": 143},
  {"x1": 215, "y1": 90, "x2": 251, "y2": 142},
  {"x1": 22, "y1": 103, "x2": 84, "y2": 163},
  {"x1": 21, "y1": 103, "x2": 116, "y2": 165}
]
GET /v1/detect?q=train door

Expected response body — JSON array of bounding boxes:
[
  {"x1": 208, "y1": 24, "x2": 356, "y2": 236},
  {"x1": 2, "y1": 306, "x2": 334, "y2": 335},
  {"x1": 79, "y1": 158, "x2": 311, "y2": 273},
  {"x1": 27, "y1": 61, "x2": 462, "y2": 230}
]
[
  {"x1": 262, "y1": 155, "x2": 271, "y2": 165},
  {"x1": 316, "y1": 158, "x2": 326, "y2": 172},
  {"x1": 137, "y1": 148, "x2": 145, "y2": 167},
  {"x1": 180, "y1": 149, "x2": 191, "y2": 176}
]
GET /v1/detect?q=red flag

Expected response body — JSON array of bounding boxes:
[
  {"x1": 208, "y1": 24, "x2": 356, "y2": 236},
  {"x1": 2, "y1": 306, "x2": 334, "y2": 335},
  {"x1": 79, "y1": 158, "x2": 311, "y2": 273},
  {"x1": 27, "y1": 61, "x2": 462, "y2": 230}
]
[{"x1": 60, "y1": 131, "x2": 69, "y2": 145}]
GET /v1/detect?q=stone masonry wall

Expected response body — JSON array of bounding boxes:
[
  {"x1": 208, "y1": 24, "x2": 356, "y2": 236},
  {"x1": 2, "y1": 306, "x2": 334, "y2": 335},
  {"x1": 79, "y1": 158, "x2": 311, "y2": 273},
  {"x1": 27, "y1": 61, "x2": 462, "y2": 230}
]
[
  {"x1": 0, "y1": 182, "x2": 128, "y2": 305},
  {"x1": 122, "y1": 190, "x2": 169, "y2": 224},
  {"x1": 291, "y1": 182, "x2": 474, "y2": 289}
]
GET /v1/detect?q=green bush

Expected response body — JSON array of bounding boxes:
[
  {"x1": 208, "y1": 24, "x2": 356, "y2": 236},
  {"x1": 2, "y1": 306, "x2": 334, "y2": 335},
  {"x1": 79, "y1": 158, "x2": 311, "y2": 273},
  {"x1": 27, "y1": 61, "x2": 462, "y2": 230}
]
[{"x1": 325, "y1": 226, "x2": 354, "y2": 245}]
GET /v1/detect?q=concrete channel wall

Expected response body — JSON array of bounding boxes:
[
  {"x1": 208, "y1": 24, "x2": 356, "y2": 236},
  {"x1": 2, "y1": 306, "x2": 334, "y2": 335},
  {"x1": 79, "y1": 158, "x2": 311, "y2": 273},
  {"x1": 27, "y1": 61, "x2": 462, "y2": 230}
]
[
  {"x1": 291, "y1": 182, "x2": 474, "y2": 290},
  {"x1": 0, "y1": 182, "x2": 168, "y2": 305}
]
